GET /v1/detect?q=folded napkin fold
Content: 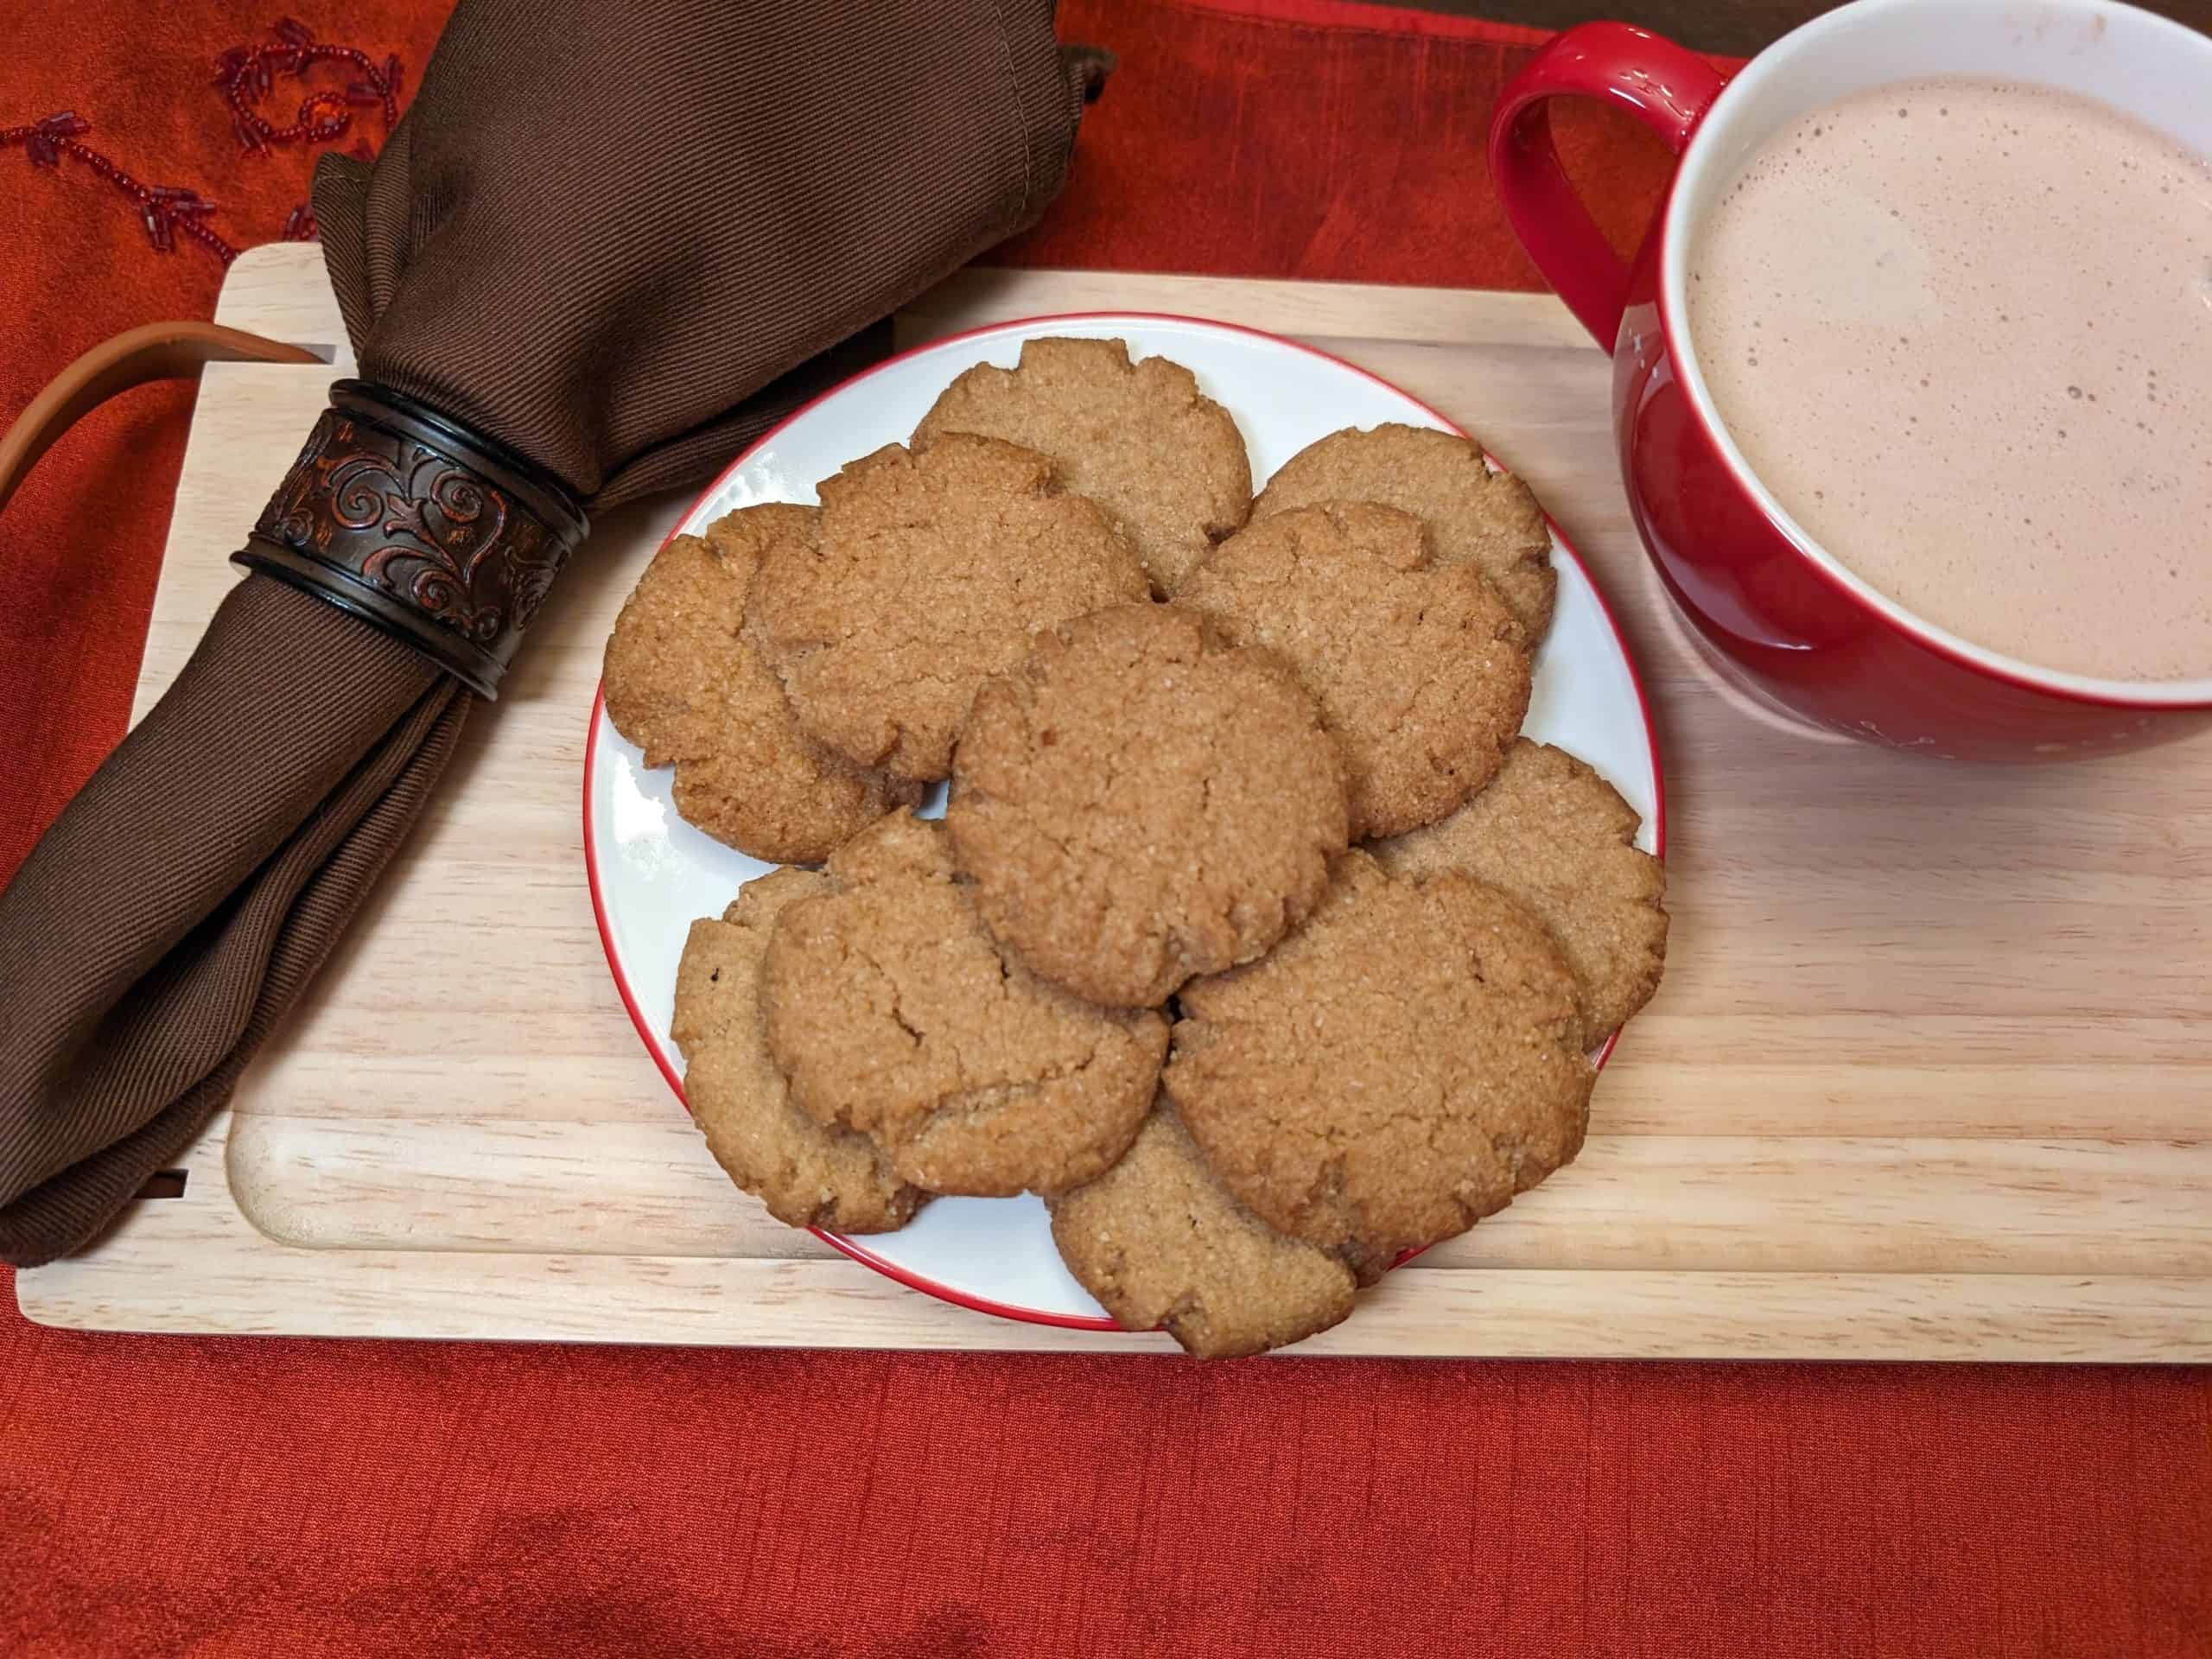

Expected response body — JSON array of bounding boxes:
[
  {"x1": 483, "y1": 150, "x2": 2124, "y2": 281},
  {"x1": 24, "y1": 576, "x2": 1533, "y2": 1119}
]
[{"x1": 0, "y1": 0, "x2": 1106, "y2": 1266}]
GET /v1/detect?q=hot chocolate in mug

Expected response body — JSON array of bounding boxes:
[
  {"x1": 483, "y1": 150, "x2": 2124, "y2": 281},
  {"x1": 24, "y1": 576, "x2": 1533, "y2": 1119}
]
[{"x1": 1490, "y1": 0, "x2": 2212, "y2": 760}]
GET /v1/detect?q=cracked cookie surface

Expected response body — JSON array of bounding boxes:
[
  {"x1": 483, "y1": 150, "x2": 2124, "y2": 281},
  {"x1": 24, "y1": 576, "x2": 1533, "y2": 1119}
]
[
  {"x1": 1253, "y1": 423, "x2": 1556, "y2": 638},
  {"x1": 914, "y1": 336, "x2": 1252, "y2": 595},
  {"x1": 1179, "y1": 502, "x2": 1531, "y2": 839},
  {"x1": 761, "y1": 812, "x2": 1166, "y2": 1197},
  {"x1": 1371, "y1": 739, "x2": 1667, "y2": 1048},
  {"x1": 947, "y1": 601, "x2": 1350, "y2": 1009},
  {"x1": 750, "y1": 435, "x2": 1148, "y2": 784},
  {"x1": 1164, "y1": 851, "x2": 1592, "y2": 1281},
  {"x1": 671, "y1": 868, "x2": 928, "y2": 1232},
  {"x1": 1048, "y1": 1105, "x2": 1357, "y2": 1358},
  {"x1": 602, "y1": 507, "x2": 920, "y2": 861}
]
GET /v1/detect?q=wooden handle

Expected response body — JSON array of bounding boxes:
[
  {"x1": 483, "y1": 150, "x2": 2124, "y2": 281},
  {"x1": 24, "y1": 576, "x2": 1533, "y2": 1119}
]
[{"x1": 0, "y1": 321, "x2": 321, "y2": 516}]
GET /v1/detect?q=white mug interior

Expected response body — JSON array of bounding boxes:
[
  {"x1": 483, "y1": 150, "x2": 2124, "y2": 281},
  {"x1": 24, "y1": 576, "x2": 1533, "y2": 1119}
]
[{"x1": 1658, "y1": 0, "x2": 2212, "y2": 705}]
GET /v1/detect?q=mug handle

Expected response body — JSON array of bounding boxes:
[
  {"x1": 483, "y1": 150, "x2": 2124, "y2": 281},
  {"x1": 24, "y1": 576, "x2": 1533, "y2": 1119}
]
[{"x1": 1489, "y1": 23, "x2": 1728, "y2": 347}]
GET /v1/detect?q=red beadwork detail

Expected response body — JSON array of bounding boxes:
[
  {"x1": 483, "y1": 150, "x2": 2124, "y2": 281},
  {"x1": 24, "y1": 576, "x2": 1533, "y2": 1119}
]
[
  {"x1": 3, "y1": 108, "x2": 91, "y2": 167},
  {"x1": 3, "y1": 111, "x2": 238, "y2": 263},
  {"x1": 4, "y1": 26, "x2": 401, "y2": 267},
  {"x1": 214, "y1": 18, "x2": 401, "y2": 156}
]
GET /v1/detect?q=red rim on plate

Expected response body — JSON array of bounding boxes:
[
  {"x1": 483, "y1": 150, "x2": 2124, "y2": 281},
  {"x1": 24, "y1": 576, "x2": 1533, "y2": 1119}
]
[{"x1": 582, "y1": 311, "x2": 1669, "y2": 1332}]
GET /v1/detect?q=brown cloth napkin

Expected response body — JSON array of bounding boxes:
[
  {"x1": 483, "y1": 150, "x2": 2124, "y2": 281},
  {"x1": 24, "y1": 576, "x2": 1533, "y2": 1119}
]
[{"x1": 0, "y1": 0, "x2": 1104, "y2": 1267}]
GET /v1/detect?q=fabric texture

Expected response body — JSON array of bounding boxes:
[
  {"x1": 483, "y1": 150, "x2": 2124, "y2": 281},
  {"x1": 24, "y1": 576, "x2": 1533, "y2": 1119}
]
[
  {"x1": 319, "y1": 2, "x2": 1095, "y2": 508},
  {"x1": 0, "y1": 0, "x2": 1101, "y2": 1265},
  {"x1": 3, "y1": 3, "x2": 2207, "y2": 1656},
  {"x1": 0, "y1": 579, "x2": 456, "y2": 1256}
]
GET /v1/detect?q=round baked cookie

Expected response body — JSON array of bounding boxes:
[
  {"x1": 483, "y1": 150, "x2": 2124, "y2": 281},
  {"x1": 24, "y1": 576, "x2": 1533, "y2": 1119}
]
[
  {"x1": 1048, "y1": 1106, "x2": 1357, "y2": 1359},
  {"x1": 1165, "y1": 851, "x2": 1593, "y2": 1282},
  {"x1": 761, "y1": 811, "x2": 1167, "y2": 1197},
  {"x1": 602, "y1": 506, "x2": 919, "y2": 862},
  {"x1": 670, "y1": 868, "x2": 927, "y2": 1233},
  {"x1": 1178, "y1": 502, "x2": 1531, "y2": 839},
  {"x1": 1371, "y1": 739, "x2": 1667, "y2": 1048},
  {"x1": 947, "y1": 601, "x2": 1351, "y2": 1009},
  {"x1": 749, "y1": 435, "x2": 1148, "y2": 784},
  {"x1": 913, "y1": 336, "x2": 1252, "y2": 595},
  {"x1": 1253, "y1": 423, "x2": 1556, "y2": 638}
]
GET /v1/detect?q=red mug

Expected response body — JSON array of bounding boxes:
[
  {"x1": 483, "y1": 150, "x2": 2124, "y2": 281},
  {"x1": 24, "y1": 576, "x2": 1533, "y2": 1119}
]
[{"x1": 1490, "y1": 0, "x2": 2212, "y2": 760}]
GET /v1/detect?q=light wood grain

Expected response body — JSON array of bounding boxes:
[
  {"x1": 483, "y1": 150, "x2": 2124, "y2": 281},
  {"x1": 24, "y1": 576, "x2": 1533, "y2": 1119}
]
[
  {"x1": 33, "y1": 1115, "x2": 2212, "y2": 1361},
  {"x1": 219, "y1": 1115, "x2": 2212, "y2": 1276},
  {"x1": 18, "y1": 242, "x2": 2212, "y2": 1356}
]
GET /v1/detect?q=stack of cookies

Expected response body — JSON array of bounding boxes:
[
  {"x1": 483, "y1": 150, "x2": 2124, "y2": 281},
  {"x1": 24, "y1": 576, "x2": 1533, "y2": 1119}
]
[{"x1": 604, "y1": 337, "x2": 1668, "y2": 1358}]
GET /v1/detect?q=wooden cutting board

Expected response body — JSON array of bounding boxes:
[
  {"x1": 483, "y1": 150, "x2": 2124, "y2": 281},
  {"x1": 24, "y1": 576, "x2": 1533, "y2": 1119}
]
[{"x1": 19, "y1": 242, "x2": 2212, "y2": 1357}]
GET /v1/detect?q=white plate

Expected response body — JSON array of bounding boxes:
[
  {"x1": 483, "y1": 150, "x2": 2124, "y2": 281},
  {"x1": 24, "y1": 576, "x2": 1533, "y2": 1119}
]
[{"x1": 584, "y1": 313, "x2": 1665, "y2": 1329}]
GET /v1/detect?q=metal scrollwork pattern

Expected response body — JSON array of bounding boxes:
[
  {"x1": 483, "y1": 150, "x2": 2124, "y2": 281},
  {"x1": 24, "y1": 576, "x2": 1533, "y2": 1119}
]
[
  {"x1": 241, "y1": 383, "x2": 585, "y2": 699},
  {"x1": 257, "y1": 414, "x2": 561, "y2": 646}
]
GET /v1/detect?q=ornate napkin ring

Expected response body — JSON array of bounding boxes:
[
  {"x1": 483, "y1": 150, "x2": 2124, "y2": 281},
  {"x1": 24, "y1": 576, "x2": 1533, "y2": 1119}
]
[{"x1": 237, "y1": 380, "x2": 589, "y2": 699}]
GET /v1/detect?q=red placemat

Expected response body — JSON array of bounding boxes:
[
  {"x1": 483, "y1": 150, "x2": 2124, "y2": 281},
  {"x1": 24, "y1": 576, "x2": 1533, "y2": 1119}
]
[{"x1": 3, "y1": 3, "x2": 2207, "y2": 1654}]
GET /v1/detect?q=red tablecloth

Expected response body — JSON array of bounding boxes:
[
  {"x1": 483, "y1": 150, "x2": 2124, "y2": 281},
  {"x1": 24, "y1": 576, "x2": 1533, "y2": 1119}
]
[{"x1": 3, "y1": 3, "x2": 2207, "y2": 1654}]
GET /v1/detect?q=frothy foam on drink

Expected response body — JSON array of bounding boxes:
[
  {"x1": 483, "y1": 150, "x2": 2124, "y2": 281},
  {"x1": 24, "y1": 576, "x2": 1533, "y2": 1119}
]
[{"x1": 1688, "y1": 78, "x2": 2212, "y2": 683}]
